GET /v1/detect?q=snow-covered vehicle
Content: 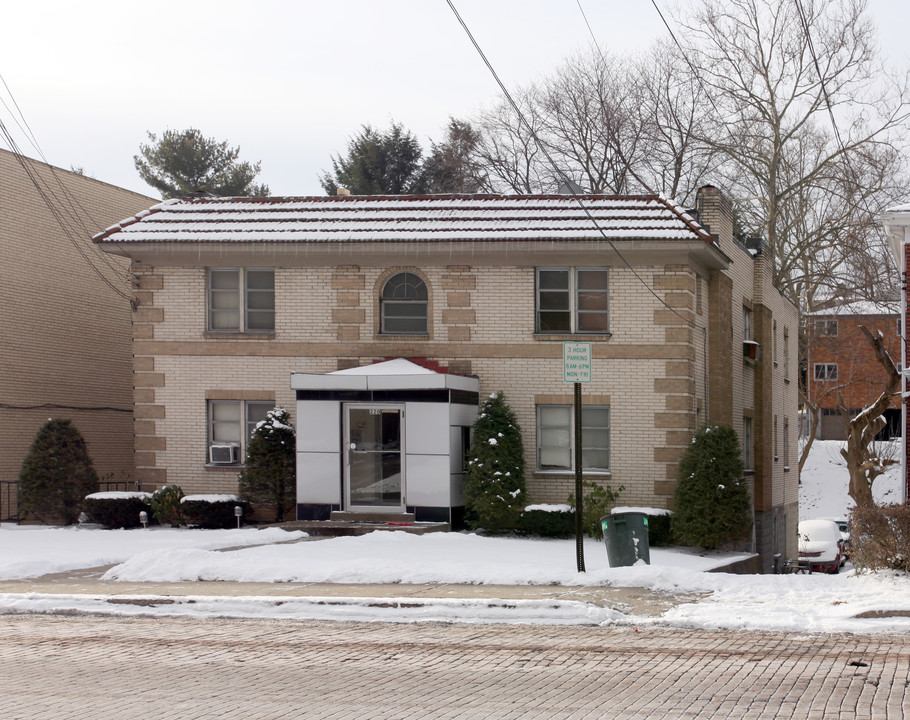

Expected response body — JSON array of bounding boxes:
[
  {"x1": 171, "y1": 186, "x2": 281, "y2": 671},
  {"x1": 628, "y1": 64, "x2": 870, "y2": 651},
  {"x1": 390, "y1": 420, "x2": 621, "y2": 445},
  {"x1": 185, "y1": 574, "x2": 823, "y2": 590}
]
[{"x1": 798, "y1": 519, "x2": 843, "y2": 573}]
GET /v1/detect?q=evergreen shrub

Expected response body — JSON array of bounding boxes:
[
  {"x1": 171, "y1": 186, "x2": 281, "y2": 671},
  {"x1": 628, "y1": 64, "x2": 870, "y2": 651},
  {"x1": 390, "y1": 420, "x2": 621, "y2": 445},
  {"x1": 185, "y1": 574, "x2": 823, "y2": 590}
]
[
  {"x1": 18, "y1": 419, "x2": 100, "y2": 524},
  {"x1": 672, "y1": 424, "x2": 752, "y2": 549},
  {"x1": 516, "y1": 506, "x2": 574, "y2": 537},
  {"x1": 464, "y1": 392, "x2": 527, "y2": 532},
  {"x1": 238, "y1": 408, "x2": 296, "y2": 522},
  {"x1": 84, "y1": 493, "x2": 152, "y2": 528},
  {"x1": 181, "y1": 496, "x2": 250, "y2": 529},
  {"x1": 150, "y1": 485, "x2": 185, "y2": 526},
  {"x1": 645, "y1": 512, "x2": 674, "y2": 546},
  {"x1": 567, "y1": 480, "x2": 624, "y2": 539}
]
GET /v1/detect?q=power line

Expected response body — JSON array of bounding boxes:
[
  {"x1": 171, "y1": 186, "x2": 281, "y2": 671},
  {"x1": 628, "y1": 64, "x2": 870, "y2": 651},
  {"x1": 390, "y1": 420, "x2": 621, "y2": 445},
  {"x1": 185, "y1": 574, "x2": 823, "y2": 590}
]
[
  {"x1": 0, "y1": 402, "x2": 132, "y2": 413},
  {"x1": 575, "y1": 0, "x2": 602, "y2": 55},
  {"x1": 791, "y1": 0, "x2": 899, "y2": 280},
  {"x1": 0, "y1": 76, "x2": 136, "y2": 305},
  {"x1": 445, "y1": 0, "x2": 698, "y2": 327}
]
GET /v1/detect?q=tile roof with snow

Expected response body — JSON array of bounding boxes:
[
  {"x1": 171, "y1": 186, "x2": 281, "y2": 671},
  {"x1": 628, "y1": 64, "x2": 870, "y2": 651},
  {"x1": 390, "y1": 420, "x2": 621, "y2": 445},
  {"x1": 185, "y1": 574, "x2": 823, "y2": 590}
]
[{"x1": 93, "y1": 193, "x2": 716, "y2": 246}]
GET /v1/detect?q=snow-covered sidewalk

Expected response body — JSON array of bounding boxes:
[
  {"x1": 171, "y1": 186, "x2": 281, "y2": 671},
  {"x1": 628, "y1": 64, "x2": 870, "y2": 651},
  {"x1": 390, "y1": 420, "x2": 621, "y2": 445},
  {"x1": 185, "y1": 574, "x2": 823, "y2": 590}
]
[{"x1": 1, "y1": 524, "x2": 908, "y2": 632}]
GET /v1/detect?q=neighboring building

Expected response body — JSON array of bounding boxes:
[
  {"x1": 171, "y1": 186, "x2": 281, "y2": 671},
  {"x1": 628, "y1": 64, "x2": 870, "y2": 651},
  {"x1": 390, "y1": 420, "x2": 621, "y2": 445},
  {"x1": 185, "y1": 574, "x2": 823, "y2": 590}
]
[
  {"x1": 94, "y1": 186, "x2": 800, "y2": 568},
  {"x1": 0, "y1": 149, "x2": 154, "y2": 518},
  {"x1": 882, "y1": 204, "x2": 910, "y2": 504},
  {"x1": 805, "y1": 302, "x2": 901, "y2": 441}
]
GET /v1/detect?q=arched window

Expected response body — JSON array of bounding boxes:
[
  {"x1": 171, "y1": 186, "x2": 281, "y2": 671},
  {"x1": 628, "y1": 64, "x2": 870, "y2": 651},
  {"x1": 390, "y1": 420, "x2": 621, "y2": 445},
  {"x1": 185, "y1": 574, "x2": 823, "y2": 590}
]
[{"x1": 381, "y1": 272, "x2": 428, "y2": 334}]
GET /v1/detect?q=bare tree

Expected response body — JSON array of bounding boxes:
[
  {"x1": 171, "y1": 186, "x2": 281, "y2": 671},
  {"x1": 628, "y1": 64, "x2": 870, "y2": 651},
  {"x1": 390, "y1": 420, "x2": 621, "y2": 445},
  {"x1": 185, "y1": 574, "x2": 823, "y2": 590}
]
[
  {"x1": 473, "y1": 87, "x2": 551, "y2": 194},
  {"x1": 837, "y1": 325, "x2": 900, "y2": 506},
  {"x1": 633, "y1": 42, "x2": 720, "y2": 205},
  {"x1": 472, "y1": 46, "x2": 717, "y2": 200},
  {"x1": 677, "y1": 0, "x2": 909, "y2": 308}
]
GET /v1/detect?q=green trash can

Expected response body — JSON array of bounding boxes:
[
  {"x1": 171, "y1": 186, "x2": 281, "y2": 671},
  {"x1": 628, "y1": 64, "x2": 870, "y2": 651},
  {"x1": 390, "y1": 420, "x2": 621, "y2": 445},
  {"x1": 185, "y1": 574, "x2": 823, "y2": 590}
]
[{"x1": 601, "y1": 512, "x2": 650, "y2": 567}]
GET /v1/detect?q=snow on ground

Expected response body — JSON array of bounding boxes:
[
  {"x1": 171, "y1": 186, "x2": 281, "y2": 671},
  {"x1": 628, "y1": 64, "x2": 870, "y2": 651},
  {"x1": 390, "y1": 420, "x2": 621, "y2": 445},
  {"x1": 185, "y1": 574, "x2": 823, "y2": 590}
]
[
  {"x1": 0, "y1": 440, "x2": 906, "y2": 630},
  {"x1": 799, "y1": 440, "x2": 904, "y2": 519},
  {"x1": 0, "y1": 526, "x2": 304, "y2": 580}
]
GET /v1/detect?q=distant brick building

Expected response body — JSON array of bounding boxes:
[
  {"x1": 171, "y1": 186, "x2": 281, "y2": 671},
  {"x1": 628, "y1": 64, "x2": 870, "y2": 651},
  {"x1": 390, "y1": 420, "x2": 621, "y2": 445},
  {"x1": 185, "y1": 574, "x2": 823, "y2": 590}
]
[
  {"x1": 95, "y1": 186, "x2": 800, "y2": 568},
  {"x1": 805, "y1": 302, "x2": 901, "y2": 441},
  {"x1": 882, "y1": 204, "x2": 910, "y2": 504},
  {"x1": 0, "y1": 149, "x2": 154, "y2": 518}
]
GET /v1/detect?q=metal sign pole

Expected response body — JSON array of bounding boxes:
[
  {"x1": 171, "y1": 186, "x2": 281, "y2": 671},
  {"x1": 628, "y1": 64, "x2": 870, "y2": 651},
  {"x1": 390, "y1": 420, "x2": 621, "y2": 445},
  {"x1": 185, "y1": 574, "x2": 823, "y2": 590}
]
[
  {"x1": 563, "y1": 341, "x2": 591, "y2": 574},
  {"x1": 574, "y1": 380, "x2": 585, "y2": 573}
]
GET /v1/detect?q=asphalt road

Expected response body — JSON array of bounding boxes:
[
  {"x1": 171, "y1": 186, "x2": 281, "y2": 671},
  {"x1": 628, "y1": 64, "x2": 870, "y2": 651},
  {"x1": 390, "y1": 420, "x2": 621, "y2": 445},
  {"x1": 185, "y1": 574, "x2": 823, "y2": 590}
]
[{"x1": 1, "y1": 614, "x2": 908, "y2": 719}]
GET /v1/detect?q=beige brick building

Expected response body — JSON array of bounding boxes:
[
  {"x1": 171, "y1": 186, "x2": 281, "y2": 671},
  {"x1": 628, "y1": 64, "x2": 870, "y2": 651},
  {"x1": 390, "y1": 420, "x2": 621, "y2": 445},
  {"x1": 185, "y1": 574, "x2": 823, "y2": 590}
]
[
  {"x1": 0, "y1": 149, "x2": 154, "y2": 517},
  {"x1": 95, "y1": 187, "x2": 799, "y2": 568}
]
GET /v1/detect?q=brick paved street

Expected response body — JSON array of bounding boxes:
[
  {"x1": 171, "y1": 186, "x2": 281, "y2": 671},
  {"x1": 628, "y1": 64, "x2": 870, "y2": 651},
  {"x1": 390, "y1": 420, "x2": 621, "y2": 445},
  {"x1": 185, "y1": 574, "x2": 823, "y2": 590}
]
[{"x1": 1, "y1": 615, "x2": 908, "y2": 719}]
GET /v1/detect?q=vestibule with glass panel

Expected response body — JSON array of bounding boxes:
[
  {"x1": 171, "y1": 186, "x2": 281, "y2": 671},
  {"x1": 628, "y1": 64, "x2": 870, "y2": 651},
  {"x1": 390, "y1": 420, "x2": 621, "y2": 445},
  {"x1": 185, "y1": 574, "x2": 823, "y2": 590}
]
[{"x1": 291, "y1": 359, "x2": 479, "y2": 525}]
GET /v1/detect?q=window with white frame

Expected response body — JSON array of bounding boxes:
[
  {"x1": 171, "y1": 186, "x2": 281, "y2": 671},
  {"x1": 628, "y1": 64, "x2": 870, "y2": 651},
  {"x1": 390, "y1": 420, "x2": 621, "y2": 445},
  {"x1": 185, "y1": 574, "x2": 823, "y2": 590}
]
[
  {"x1": 536, "y1": 268, "x2": 609, "y2": 334},
  {"x1": 380, "y1": 271, "x2": 428, "y2": 335},
  {"x1": 743, "y1": 305, "x2": 753, "y2": 341},
  {"x1": 208, "y1": 268, "x2": 275, "y2": 332},
  {"x1": 207, "y1": 400, "x2": 273, "y2": 463},
  {"x1": 813, "y1": 363, "x2": 838, "y2": 381},
  {"x1": 536, "y1": 404, "x2": 610, "y2": 471},
  {"x1": 814, "y1": 318, "x2": 838, "y2": 337}
]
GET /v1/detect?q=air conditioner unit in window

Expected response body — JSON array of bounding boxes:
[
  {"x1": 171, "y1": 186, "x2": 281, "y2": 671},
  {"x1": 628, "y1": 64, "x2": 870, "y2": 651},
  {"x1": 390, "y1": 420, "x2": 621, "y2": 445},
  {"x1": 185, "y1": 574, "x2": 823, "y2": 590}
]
[
  {"x1": 209, "y1": 444, "x2": 239, "y2": 464},
  {"x1": 743, "y1": 340, "x2": 761, "y2": 362}
]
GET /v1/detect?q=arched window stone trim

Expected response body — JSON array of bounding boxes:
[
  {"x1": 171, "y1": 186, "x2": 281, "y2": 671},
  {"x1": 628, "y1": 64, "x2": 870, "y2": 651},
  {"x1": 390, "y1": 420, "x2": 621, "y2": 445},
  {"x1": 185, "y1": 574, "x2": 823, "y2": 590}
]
[{"x1": 374, "y1": 268, "x2": 433, "y2": 338}]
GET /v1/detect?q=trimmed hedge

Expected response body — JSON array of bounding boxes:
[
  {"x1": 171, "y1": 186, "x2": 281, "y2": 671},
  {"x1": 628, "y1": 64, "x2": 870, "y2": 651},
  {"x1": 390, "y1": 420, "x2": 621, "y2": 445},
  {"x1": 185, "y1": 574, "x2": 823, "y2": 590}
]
[
  {"x1": 181, "y1": 496, "x2": 251, "y2": 529},
  {"x1": 84, "y1": 493, "x2": 152, "y2": 529},
  {"x1": 516, "y1": 507, "x2": 574, "y2": 537},
  {"x1": 645, "y1": 513, "x2": 673, "y2": 546}
]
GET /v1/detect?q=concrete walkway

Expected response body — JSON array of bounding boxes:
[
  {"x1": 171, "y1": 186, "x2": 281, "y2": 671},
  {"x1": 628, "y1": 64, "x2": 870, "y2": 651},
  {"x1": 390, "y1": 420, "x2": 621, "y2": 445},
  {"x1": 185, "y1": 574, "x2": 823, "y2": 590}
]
[{"x1": 0, "y1": 565, "x2": 704, "y2": 617}]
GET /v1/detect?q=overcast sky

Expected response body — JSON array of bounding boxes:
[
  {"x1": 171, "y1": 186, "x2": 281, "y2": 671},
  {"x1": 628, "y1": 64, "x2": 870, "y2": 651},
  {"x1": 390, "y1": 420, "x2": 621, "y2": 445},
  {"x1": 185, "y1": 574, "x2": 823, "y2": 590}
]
[{"x1": 2, "y1": 0, "x2": 909, "y2": 201}]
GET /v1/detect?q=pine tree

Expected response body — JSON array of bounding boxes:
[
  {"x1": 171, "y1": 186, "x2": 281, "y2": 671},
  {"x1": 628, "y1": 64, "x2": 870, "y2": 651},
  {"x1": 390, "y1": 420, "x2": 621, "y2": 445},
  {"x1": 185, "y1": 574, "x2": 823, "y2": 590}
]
[
  {"x1": 319, "y1": 122, "x2": 425, "y2": 195},
  {"x1": 18, "y1": 419, "x2": 99, "y2": 525},
  {"x1": 134, "y1": 128, "x2": 269, "y2": 199},
  {"x1": 237, "y1": 408, "x2": 296, "y2": 522},
  {"x1": 464, "y1": 392, "x2": 527, "y2": 532},
  {"x1": 672, "y1": 424, "x2": 752, "y2": 549}
]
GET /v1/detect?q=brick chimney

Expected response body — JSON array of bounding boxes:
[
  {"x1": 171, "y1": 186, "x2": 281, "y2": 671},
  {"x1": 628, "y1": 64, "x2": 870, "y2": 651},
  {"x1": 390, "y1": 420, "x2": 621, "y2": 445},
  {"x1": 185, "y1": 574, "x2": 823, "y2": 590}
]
[{"x1": 696, "y1": 185, "x2": 734, "y2": 247}]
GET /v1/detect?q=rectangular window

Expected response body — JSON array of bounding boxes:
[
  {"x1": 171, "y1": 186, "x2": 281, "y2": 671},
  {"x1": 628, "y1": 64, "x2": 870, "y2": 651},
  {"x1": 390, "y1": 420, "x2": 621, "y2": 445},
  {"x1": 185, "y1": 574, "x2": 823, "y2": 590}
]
[
  {"x1": 814, "y1": 318, "x2": 838, "y2": 337},
  {"x1": 743, "y1": 305, "x2": 753, "y2": 341},
  {"x1": 773, "y1": 320, "x2": 778, "y2": 365},
  {"x1": 814, "y1": 363, "x2": 838, "y2": 381},
  {"x1": 536, "y1": 404, "x2": 610, "y2": 471},
  {"x1": 783, "y1": 417, "x2": 790, "y2": 467},
  {"x1": 743, "y1": 416, "x2": 753, "y2": 471},
  {"x1": 783, "y1": 329, "x2": 790, "y2": 379},
  {"x1": 536, "y1": 268, "x2": 609, "y2": 334},
  {"x1": 207, "y1": 400, "x2": 273, "y2": 463},
  {"x1": 208, "y1": 268, "x2": 275, "y2": 332}
]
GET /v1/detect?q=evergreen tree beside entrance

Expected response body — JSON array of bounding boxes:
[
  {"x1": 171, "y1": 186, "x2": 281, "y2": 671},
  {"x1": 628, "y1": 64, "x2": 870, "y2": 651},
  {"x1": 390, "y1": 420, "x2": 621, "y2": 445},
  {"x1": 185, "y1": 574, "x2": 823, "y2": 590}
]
[
  {"x1": 464, "y1": 392, "x2": 527, "y2": 532},
  {"x1": 238, "y1": 408, "x2": 296, "y2": 522}
]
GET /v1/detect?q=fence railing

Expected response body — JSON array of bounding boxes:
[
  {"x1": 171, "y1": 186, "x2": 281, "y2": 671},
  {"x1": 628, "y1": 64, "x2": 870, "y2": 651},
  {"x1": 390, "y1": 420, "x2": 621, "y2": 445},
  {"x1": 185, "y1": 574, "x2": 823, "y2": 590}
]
[
  {"x1": 0, "y1": 480, "x2": 145, "y2": 524},
  {"x1": 0, "y1": 481, "x2": 18, "y2": 523}
]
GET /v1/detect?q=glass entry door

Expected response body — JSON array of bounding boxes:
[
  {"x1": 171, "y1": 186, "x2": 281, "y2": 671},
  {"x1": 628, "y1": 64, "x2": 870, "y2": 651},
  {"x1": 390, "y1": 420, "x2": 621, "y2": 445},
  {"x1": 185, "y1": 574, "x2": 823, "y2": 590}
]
[{"x1": 345, "y1": 405, "x2": 404, "y2": 512}]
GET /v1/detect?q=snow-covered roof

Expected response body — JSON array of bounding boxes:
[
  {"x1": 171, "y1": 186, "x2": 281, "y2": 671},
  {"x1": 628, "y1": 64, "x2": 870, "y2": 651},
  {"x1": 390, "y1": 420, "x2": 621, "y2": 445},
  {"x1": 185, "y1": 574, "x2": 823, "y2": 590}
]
[
  {"x1": 331, "y1": 358, "x2": 437, "y2": 376},
  {"x1": 807, "y1": 300, "x2": 899, "y2": 317},
  {"x1": 92, "y1": 194, "x2": 715, "y2": 246}
]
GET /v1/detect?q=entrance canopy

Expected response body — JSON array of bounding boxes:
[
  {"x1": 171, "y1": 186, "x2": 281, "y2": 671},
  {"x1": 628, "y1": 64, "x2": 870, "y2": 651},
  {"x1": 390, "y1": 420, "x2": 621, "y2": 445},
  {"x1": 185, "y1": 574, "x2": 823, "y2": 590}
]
[{"x1": 291, "y1": 358, "x2": 479, "y2": 396}]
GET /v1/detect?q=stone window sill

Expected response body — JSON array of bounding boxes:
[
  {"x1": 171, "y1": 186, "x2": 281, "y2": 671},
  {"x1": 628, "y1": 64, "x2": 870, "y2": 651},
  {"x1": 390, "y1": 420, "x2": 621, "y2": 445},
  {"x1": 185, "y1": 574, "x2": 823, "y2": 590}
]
[
  {"x1": 533, "y1": 333, "x2": 612, "y2": 342},
  {"x1": 204, "y1": 332, "x2": 275, "y2": 340}
]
